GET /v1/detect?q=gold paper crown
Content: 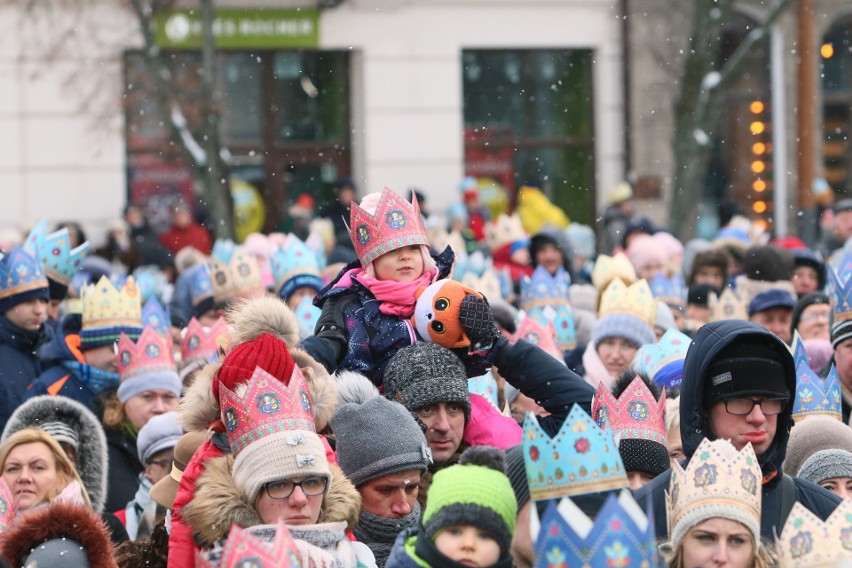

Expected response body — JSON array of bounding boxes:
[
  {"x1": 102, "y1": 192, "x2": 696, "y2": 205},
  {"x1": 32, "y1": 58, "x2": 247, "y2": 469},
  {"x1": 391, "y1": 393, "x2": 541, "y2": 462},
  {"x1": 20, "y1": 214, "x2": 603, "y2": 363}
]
[
  {"x1": 598, "y1": 278, "x2": 657, "y2": 327},
  {"x1": 484, "y1": 213, "x2": 527, "y2": 251},
  {"x1": 461, "y1": 271, "x2": 503, "y2": 302},
  {"x1": 709, "y1": 287, "x2": 748, "y2": 322},
  {"x1": 81, "y1": 276, "x2": 142, "y2": 331},
  {"x1": 777, "y1": 499, "x2": 852, "y2": 567},
  {"x1": 667, "y1": 438, "x2": 762, "y2": 547},
  {"x1": 209, "y1": 246, "x2": 264, "y2": 305},
  {"x1": 592, "y1": 253, "x2": 637, "y2": 291}
]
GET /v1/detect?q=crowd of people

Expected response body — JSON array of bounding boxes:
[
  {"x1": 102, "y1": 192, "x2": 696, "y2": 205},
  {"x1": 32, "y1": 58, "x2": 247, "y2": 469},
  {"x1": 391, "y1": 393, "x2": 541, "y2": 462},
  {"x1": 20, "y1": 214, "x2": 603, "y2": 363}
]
[{"x1": 1, "y1": 178, "x2": 852, "y2": 567}]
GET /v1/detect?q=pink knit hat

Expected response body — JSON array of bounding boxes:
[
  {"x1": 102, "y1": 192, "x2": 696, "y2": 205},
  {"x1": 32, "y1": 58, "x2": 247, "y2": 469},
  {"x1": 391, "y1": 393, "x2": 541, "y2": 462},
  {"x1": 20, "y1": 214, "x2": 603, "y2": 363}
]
[{"x1": 626, "y1": 235, "x2": 668, "y2": 272}]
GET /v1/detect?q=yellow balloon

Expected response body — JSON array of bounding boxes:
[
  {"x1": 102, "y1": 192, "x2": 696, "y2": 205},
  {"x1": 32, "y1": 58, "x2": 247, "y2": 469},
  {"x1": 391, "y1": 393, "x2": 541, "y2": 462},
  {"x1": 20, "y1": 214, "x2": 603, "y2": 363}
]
[{"x1": 231, "y1": 178, "x2": 266, "y2": 242}]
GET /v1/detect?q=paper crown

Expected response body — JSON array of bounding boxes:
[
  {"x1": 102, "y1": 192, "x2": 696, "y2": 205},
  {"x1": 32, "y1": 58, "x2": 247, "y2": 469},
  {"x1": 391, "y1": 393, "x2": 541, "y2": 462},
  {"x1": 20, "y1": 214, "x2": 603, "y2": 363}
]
[
  {"x1": 0, "y1": 478, "x2": 17, "y2": 532},
  {"x1": 634, "y1": 328, "x2": 691, "y2": 386},
  {"x1": 461, "y1": 270, "x2": 504, "y2": 302},
  {"x1": 533, "y1": 491, "x2": 658, "y2": 568},
  {"x1": 118, "y1": 326, "x2": 177, "y2": 381},
  {"x1": 81, "y1": 276, "x2": 142, "y2": 343},
  {"x1": 468, "y1": 370, "x2": 500, "y2": 409},
  {"x1": 776, "y1": 499, "x2": 852, "y2": 568},
  {"x1": 186, "y1": 263, "x2": 214, "y2": 307},
  {"x1": 181, "y1": 317, "x2": 230, "y2": 368},
  {"x1": 23, "y1": 220, "x2": 89, "y2": 286},
  {"x1": 457, "y1": 250, "x2": 488, "y2": 279},
  {"x1": 592, "y1": 376, "x2": 667, "y2": 447},
  {"x1": 667, "y1": 438, "x2": 761, "y2": 545},
  {"x1": 522, "y1": 405, "x2": 627, "y2": 501},
  {"x1": 709, "y1": 287, "x2": 749, "y2": 322},
  {"x1": 513, "y1": 313, "x2": 565, "y2": 362},
  {"x1": 790, "y1": 331, "x2": 810, "y2": 371},
  {"x1": 294, "y1": 295, "x2": 321, "y2": 336},
  {"x1": 829, "y1": 262, "x2": 852, "y2": 323},
  {"x1": 520, "y1": 265, "x2": 571, "y2": 310},
  {"x1": 598, "y1": 278, "x2": 657, "y2": 327},
  {"x1": 792, "y1": 362, "x2": 842, "y2": 423},
  {"x1": 527, "y1": 305, "x2": 576, "y2": 351},
  {"x1": 219, "y1": 365, "x2": 316, "y2": 458},
  {"x1": 270, "y1": 237, "x2": 321, "y2": 293},
  {"x1": 209, "y1": 245, "x2": 263, "y2": 306},
  {"x1": 484, "y1": 213, "x2": 527, "y2": 251},
  {"x1": 141, "y1": 297, "x2": 170, "y2": 335},
  {"x1": 196, "y1": 520, "x2": 302, "y2": 568},
  {"x1": 348, "y1": 187, "x2": 429, "y2": 266},
  {"x1": 0, "y1": 245, "x2": 49, "y2": 302},
  {"x1": 591, "y1": 253, "x2": 637, "y2": 290},
  {"x1": 649, "y1": 273, "x2": 686, "y2": 305},
  {"x1": 211, "y1": 239, "x2": 236, "y2": 263}
]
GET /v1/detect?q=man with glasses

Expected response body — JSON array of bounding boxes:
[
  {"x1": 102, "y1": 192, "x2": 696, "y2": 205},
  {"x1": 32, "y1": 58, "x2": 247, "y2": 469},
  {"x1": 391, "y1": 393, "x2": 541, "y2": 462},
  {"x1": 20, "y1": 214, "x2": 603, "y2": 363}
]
[{"x1": 635, "y1": 319, "x2": 840, "y2": 540}]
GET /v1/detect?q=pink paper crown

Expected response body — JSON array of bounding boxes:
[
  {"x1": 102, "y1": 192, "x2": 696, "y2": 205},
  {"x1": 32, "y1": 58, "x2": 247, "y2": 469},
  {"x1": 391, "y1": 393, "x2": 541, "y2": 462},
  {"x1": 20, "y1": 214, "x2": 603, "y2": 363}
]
[
  {"x1": 180, "y1": 317, "x2": 230, "y2": 367},
  {"x1": 117, "y1": 326, "x2": 177, "y2": 382},
  {"x1": 219, "y1": 365, "x2": 316, "y2": 458},
  {"x1": 349, "y1": 187, "x2": 429, "y2": 266},
  {"x1": 0, "y1": 478, "x2": 16, "y2": 532},
  {"x1": 196, "y1": 520, "x2": 302, "y2": 568},
  {"x1": 513, "y1": 313, "x2": 564, "y2": 362},
  {"x1": 591, "y1": 376, "x2": 667, "y2": 446}
]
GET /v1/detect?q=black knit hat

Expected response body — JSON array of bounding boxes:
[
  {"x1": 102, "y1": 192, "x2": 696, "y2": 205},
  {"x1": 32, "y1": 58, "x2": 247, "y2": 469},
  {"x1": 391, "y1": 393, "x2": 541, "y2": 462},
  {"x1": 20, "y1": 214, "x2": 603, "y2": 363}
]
[
  {"x1": 611, "y1": 372, "x2": 669, "y2": 477},
  {"x1": 742, "y1": 245, "x2": 794, "y2": 282},
  {"x1": 702, "y1": 341, "x2": 790, "y2": 408},
  {"x1": 791, "y1": 249, "x2": 826, "y2": 290},
  {"x1": 791, "y1": 292, "x2": 830, "y2": 335}
]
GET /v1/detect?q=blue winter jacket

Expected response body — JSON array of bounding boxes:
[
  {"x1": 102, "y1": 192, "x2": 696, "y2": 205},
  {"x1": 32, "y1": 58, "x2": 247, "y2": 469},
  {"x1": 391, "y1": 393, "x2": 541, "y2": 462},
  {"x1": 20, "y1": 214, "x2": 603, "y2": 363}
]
[{"x1": 0, "y1": 317, "x2": 44, "y2": 433}]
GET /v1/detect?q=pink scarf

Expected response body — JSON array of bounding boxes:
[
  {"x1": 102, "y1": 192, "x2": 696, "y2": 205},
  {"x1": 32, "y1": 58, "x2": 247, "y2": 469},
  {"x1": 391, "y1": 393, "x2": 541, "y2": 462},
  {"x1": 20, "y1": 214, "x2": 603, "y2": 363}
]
[{"x1": 353, "y1": 269, "x2": 437, "y2": 317}]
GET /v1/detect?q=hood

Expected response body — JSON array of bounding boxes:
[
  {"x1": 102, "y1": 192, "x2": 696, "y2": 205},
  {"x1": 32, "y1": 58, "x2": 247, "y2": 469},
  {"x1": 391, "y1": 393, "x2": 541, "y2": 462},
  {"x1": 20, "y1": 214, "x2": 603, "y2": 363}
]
[
  {"x1": 680, "y1": 320, "x2": 796, "y2": 474},
  {"x1": 36, "y1": 313, "x2": 82, "y2": 366},
  {"x1": 182, "y1": 454, "x2": 361, "y2": 546},
  {"x1": 2, "y1": 395, "x2": 108, "y2": 514}
]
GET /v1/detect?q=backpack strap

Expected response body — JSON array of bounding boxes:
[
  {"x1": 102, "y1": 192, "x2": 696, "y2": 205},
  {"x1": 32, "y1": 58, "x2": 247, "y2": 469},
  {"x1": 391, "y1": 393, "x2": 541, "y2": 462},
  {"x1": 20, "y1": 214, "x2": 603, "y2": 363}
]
[{"x1": 780, "y1": 473, "x2": 797, "y2": 527}]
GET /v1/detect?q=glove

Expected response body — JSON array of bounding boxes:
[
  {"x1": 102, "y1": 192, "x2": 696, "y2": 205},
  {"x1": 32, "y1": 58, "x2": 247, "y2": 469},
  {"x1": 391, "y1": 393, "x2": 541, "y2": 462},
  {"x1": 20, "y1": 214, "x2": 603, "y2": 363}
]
[{"x1": 458, "y1": 293, "x2": 498, "y2": 352}]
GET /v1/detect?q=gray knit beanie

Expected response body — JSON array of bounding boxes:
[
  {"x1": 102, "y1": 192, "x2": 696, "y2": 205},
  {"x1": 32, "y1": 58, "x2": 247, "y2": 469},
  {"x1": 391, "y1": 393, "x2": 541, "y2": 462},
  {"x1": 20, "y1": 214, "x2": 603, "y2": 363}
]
[
  {"x1": 383, "y1": 343, "x2": 471, "y2": 420},
  {"x1": 783, "y1": 415, "x2": 852, "y2": 475},
  {"x1": 592, "y1": 313, "x2": 656, "y2": 348},
  {"x1": 331, "y1": 396, "x2": 431, "y2": 487},
  {"x1": 798, "y1": 449, "x2": 852, "y2": 486}
]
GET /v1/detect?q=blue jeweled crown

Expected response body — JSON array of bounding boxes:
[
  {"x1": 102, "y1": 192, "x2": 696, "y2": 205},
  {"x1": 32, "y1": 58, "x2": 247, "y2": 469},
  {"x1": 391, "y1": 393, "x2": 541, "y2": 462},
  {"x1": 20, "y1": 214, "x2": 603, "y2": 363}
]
[
  {"x1": 270, "y1": 237, "x2": 322, "y2": 295},
  {"x1": 520, "y1": 266, "x2": 571, "y2": 311},
  {"x1": 0, "y1": 245, "x2": 49, "y2": 306},
  {"x1": 533, "y1": 491, "x2": 658, "y2": 568},
  {"x1": 829, "y1": 258, "x2": 852, "y2": 323},
  {"x1": 142, "y1": 297, "x2": 171, "y2": 335},
  {"x1": 790, "y1": 332, "x2": 810, "y2": 371},
  {"x1": 23, "y1": 219, "x2": 89, "y2": 286},
  {"x1": 522, "y1": 405, "x2": 627, "y2": 501},
  {"x1": 633, "y1": 328, "x2": 691, "y2": 389},
  {"x1": 186, "y1": 264, "x2": 214, "y2": 308},
  {"x1": 293, "y1": 295, "x2": 321, "y2": 337},
  {"x1": 793, "y1": 362, "x2": 842, "y2": 423},
  {"x1": 528, "y1": 304, "x2": 576, "y2": 351},
  {"x1": 649, "y1": 273, "x2": 687, "y2": 305}
]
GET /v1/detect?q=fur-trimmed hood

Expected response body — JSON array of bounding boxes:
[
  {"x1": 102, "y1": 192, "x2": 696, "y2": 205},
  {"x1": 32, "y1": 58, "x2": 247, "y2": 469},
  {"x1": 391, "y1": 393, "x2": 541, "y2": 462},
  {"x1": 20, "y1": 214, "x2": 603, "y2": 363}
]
[
  {"x1": 182, "y1": 454, "x2": 361, "y2": 547},
  {"x1": 1, "y1": 501, "x2": 117, "y2": 568},
  {"x1": 3, "y1": 395, "x2": 108, "y2": 514},
  {"x1": 179, "y1": 295, "x2": 338, "y2": 433}
]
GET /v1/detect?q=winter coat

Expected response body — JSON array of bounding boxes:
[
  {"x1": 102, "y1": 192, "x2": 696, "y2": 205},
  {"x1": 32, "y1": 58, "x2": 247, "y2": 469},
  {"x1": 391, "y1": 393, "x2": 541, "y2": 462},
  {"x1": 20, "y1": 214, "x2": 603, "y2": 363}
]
[
  {"x1": 0, "y1": 316, "x2": 43, "y2": 433},
  {"x1": 384, "y1": 528, "x2": 422, "y2": 568},
  {"x1": 3, "y1": 394, "x2": 109, "y2": 514},
  {"x1": 105, "y1": 427, "x2": 144, "y2": 514},
  {"x1": 634, "y1": 320, "x2": 841, "y2": 540},
  {"x1": 168, "y1": 295, "x2": 340, "y2": 568},
  {"x1": 303, "y1": 247, "x2": 454, "y2": 386},
  {"x1": 158, "y1": 222, "x2": 212, "y2": 256}
]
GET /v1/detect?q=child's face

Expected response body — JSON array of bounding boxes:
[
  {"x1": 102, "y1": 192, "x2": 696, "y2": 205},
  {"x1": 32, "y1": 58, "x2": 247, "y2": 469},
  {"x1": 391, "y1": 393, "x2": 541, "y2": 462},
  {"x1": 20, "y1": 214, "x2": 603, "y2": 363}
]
[
  {"x1": 434, "y1": 525, "x2": 501, "y2": 567},
  {"x1": 286, "y1": 286, "x2": 317, "y2": 309},
  {"x1": 373, "y1": 245, "x2": 424, "y2": 282}
]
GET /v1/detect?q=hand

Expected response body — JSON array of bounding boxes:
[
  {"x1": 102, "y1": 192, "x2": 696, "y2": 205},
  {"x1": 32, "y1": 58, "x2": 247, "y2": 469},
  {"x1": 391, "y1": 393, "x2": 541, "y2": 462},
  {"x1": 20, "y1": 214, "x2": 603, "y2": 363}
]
[{"x1": 458, "y1": 294, "x2": 497, "y2": 351}]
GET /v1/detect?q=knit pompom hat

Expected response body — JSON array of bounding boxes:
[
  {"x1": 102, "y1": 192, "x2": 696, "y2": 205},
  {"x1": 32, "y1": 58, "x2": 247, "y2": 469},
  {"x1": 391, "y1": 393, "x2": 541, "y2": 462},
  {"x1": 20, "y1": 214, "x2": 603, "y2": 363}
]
[
  {"x1": 592, "y1": 313, "x2": 655, "y2": 349},
  {"x1": 420, "y1": 446, "x2": 518, "y2": 557},
  {"x1": 626, "y1": 234, "x2": 668, "y2": 273},
  {"x1": 798, "y1": 449, "x2": 852, "y2": 486},
  {"x1": 214, "y1": 333, "x2": 295, "y2": 400}
]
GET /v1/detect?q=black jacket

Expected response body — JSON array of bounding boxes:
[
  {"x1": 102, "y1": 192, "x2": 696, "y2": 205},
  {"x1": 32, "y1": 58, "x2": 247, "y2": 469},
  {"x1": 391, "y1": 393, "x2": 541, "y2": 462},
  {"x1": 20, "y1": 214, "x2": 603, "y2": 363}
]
[
  {"x1": 634, "y1": 320, "x2": 840, "y2": 540},
  {"x1": 0, "y1": 317, "x2": 44, "y2": 433},
  {"x1": 105, "y1": 428, "x2": 143, "y2": 514}
]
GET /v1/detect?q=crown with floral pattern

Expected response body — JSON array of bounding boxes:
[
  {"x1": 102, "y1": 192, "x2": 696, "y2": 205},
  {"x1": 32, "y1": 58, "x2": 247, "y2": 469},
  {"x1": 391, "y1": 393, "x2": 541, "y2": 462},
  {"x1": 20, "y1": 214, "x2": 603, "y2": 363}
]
[
  {"x1": 209, "y1": 245, "x2": 263, "y2": 306},
  {"x1": 667, "y1": 438, "x2": 762, "y2": 547},
  {"x1": 0, "y1": 478, "x2": 16, "y2": 532},
  {"x1": 117, "y1": 326, "x2": 177, "y2": 382},
  {"x1": 777, "y1": 499, "x2": 852, "y2": 568},
  {"x1": 598, "y1": 278, "x2": 657, "y2": 327},
  {"x1": 461, "y1": 270, "x2": 504, "y2": 302},
  {"x1": 709, "y1": 287, "x2": 749, "y2": 322},
  {"x1": 180, "y1": 317, "x2": 230, "y2": 368},
  {"x1": 270, "y1": 237, "x2": 321, "y2": 294},
  {"x1": 522, "y1": 405, "x2": 627, "y2": 501},
  {"x1": 792, "y1": 362, "x2": 842, "y2": 423},
  {"x1": 468, "y1": 370, "x2": 499, "y2": 409},
  {"x1": 533, "y1": 491, "x2": 658, "y2": 568},
  {"x1": 829, "y1": 261, "x2": 852, "y2": 324},
  {"x1": 513, "y1": 313, "x2": 565, "y2": 361},
  {"x1": 196, "y1": 520, "x2": 302, "y2": 568},
  {"x1": 141, "y1": 297, "x2": 170, "y2": 335},
  {"x1": 0, "y1": 245, "x2": 49, "y2": 305},
  {"x1": 348, "y1": 187, "x2": 428, "y2": 267},
  {"x1": 790, "y1": 332, "x2": 810, "y2": 371},
  {"x1": 520, "y1": 266, "x2": 571, "y2": 311},
  {"x1": 591, "y1": 253, "x2": 637, "y2": 291},
  {"x1": 293, "y1": 295, "x2": 321, "y2": 336},
  {"x1": 219, "y1": 365, "x2": 316, "y2": 458},
  {"x1": 527, "y1": 305, "x2": 576, "y2": 351},
  {"x1": 633, "y1": 328, "x2": 691, "y2": 388},
  {"x1": 592, "y1": 376, "x2": 667, "y2": 447},
  {"x1": 80, "y1": 276, "x2": 142, "y2": 348},
  {"x1": 649, "y1": 273, "x2": 687, "y2": 305},
  {"x1": 23, "y1": 219, "x2": 89, "y2": 286}
]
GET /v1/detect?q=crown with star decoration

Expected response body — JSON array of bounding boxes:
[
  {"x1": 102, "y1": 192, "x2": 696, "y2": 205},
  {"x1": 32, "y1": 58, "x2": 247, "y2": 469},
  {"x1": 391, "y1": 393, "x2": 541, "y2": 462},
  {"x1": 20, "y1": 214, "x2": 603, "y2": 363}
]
[
  {"x1": 141, "y1": 297, "x2": 170, "y2": 335},
  {"x1": 598, "y1": 278, "x2": 657, "y2": 327},
  {"x1": 348, "y1": 187, "x2": 429, "y2": 267},
  {"x1": 667, "y1": 438, "x2": 761, "y2": 547},
  {"x1": 180, "y1": 317, "x2": 230, "y2": 368},
  {"x1": 0, "y1": 245, "x2": 49, "y2": 305},
  {"x1": 117, "y1": 326, "x2": 177, "y2": 382},
  {"x1": 592, "y1": 376, "x2": 667, "y2": 447},
  {"x1": 219, "y1": 365, "x2": 316, "y2": 458},
  {"x1": 792, "y1": 361, "x2": 842, "y2": 423},
  {"x1": 532, "y1": 490, "x2": 658, "y2": 568},
  {"x1": 527, "y1": 304, "x2": 576, "y2": 351},
  {"x1": 209, "y1": 245, "x2": 263, "y2": 306},
  {"x1": 523, "y1": 405, "x2": 627, "y2": 501},
  {"x1": 520, "y1": 265, "x2": 571, "y2": 311},
  {"x1": 709, "y1": 287, "x2": 749, "y2": 322},
  {"x1": 196, "y1": 520, "x2": 302, "y2": 568},
  {"x1": 634, "y1": 328, "x2": 691, "y2": 389},
  {"x1": 591, "y1": 252, "x2": 637, "y2": 291},
  {"x1": 23, "y1": 219, "x2": 89, "y2": 286},
  {"x1": 80, "y1": 275, "x2": 142, "y2": 347},
  {"x1": 513, "y1": 313, "x2": 565, "y2": 362},
  {"x1": 829, "y1": 260, "x2": 852, "y2": 324},
  {"x1": 270, "y1": 237, "x2": 322, "y2": 294},
  {"x1": 0, "y1": 478, "x2": 17, "y2": 532},
  {"x1": 649, "y1": 273, "x2": 687, "y2": 306},
  {"x1": 776, "y1": 499, "x2": 852, "y2": 568}
]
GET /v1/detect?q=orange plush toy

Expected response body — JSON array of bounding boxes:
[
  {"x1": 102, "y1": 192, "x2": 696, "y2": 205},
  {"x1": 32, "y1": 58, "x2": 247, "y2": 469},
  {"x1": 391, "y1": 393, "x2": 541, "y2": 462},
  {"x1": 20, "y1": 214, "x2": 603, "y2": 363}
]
[{"x1": 412, "y1": 279, "x2": 488, "y2": 349}]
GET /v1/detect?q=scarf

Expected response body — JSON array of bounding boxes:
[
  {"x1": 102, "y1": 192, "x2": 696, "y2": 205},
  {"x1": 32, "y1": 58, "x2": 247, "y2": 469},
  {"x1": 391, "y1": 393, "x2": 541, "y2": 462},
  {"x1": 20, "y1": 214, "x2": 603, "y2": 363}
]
[
  {"x1": 125, "y1": 474, "x2": 155, "y2": 540},
  {"x1": 352, "y1": 503, "x2": 421, "y2": 567},
  {"x1": 61, "y1": 360, "x2": 120, "y2": 394},
  {"x1": 351, "y1": 268, "x2": 437, "y2": 317},
  {"x1": 581, "y1": 342, "x2": 615, "y2": 390},
  {"x1": 251, "y1": 521, "x2": 356, "y2": 568}
]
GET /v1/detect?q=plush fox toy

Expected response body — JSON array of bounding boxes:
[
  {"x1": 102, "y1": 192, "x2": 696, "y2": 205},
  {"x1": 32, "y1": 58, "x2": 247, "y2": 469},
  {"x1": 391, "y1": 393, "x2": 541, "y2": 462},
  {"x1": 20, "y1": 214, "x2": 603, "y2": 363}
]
[{"x1": 412, "y1": 279, "x2": 492, "y2": 350}]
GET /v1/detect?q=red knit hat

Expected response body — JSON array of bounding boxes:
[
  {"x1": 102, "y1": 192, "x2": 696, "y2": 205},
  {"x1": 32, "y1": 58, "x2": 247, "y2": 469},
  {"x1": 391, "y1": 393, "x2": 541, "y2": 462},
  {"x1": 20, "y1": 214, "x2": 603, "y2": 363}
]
[{"x1": 213, "y1": 333, "x2": 295, "y2": 399}]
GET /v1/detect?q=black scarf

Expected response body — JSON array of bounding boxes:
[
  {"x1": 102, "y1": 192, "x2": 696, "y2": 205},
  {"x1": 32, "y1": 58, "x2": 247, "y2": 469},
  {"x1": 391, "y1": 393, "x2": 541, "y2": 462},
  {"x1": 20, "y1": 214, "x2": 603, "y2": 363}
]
[{"x1": 352, "y1": 503, "x2": 421, "y2": 567}]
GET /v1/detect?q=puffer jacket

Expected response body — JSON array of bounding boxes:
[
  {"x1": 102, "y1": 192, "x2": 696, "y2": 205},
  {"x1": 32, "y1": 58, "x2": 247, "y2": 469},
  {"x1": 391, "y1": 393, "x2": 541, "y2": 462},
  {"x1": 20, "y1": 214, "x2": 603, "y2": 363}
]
[
  {"x1": 0, "y1": 316, "x2": 44, "y2": 432},
  {"x1": 634, "y1": 320, "x2": 841, "y2": 540}
]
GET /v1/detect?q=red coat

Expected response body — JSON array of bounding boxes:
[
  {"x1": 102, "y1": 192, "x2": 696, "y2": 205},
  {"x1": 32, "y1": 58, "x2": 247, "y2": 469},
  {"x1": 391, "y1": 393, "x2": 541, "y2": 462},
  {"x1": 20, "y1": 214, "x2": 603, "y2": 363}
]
[{"x1": 159, "y1": 223, "x2": 212, "y2": 256}]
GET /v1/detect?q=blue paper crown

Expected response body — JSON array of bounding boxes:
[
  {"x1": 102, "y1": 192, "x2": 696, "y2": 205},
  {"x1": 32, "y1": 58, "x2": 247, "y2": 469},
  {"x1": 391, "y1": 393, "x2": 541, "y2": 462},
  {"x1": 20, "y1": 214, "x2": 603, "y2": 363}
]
[
  {"x1": 528, "y1": 305, "x2": 576, "y2": 351},
  {"x1": 520, "y1": 266, "x2": 571, "y2": 310},
  {"x1": 0, "y1": 245, "x2": 49, "y2": 307},
  {"x1": 534, "y1": 491, "x2": 658, "y2": 568},
  {"x1": 133, "y1": 266, "x2": 170, "y2": 305},
  {"x1": 23, "y1": 219, "x2": 89, "y2": 286},
  {"x1": 293, "y1": 295, "x2": 321, "y2": 336},
  {"x1": 793, "y1": 362, "x2": 842, "y2": 422},
  {"x1": 211, "y1": 239, "x2": 236, "y2": 264},
  {"x1": 186, "y1": 264, "x2": 214, "y2": 308},
  {"x1": 634, "y1": 328, "x2": 691, "y2": 389},
  {"x1": 468, "y1": 370, "x2": 500, "y2": 409},
  {"x1": 829, "y1": 261, "x2": 852, "y2": 323},
  {"x1": 142, "y1": 297, "x2": 171, "y2": 335},
  {"x1": 649, "y1": 273, "x2": 687, "y2": 304},
  {"x1": 271, "y1": 238, "x2": 322, "y2": 297},
  {"x1": 522, "y1": 405, "x2": 627, "y2": 501},
  {"x1": 790, "y1": 332, "x2": 810, "y2": 371}
]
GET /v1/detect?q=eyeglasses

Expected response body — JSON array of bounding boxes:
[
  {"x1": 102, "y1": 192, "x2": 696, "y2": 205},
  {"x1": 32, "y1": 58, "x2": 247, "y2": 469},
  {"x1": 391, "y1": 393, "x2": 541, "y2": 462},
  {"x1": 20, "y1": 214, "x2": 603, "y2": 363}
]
[
  {"x1": 800, "y1": 311, "x2": 830, "y2": 323},
  {"x1": 263, "y1": 477, "x2": 329, "y2": 500},
  {"x1": 147, "y1": 455, "x2": 174, "y2": 469},
  {"x1": 723, "y1": 397, "x2": 787, "y2": 416}
]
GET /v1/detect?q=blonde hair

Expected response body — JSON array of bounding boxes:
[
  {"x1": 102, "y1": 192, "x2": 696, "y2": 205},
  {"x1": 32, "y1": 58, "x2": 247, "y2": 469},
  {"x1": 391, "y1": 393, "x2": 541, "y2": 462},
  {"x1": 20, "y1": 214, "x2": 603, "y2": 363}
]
[
  {"x1": 101, "y1": 389, "x2": 127, "y2": 431},
  {"x1": 666, "y1": 396, "x2": 680, "y2": 433},
  {"x1": 0, "y1": 428, "x2": 91, "y2": 509}
]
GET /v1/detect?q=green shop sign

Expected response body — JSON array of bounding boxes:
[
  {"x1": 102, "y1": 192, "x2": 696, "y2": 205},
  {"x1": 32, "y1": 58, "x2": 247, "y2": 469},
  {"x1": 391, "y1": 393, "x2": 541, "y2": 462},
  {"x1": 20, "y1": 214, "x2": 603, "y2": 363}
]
[{"x1": 155, "y1": 9, "x2": 319, "y2": 49}]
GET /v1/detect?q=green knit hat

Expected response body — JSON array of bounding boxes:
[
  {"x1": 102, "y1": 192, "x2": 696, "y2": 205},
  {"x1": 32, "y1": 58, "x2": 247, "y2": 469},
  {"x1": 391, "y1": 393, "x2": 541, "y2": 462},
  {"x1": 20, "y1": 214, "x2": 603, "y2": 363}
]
[{"x1": 422, "y1": 446, "x2": 518, "y2": 556}]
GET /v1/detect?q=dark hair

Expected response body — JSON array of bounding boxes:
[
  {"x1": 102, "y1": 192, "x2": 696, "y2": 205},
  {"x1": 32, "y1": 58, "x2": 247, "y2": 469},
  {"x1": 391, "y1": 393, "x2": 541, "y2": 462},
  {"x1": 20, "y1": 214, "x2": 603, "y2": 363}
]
[{"x1": 687, "y1": 249, "x2": 731, "y2": 287}]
